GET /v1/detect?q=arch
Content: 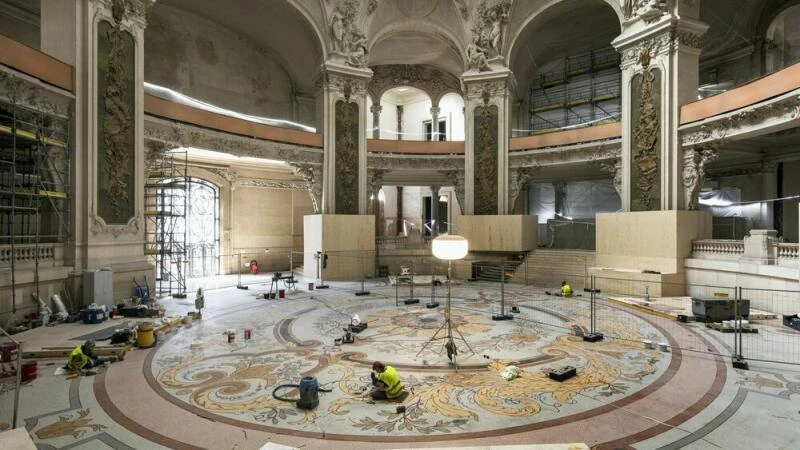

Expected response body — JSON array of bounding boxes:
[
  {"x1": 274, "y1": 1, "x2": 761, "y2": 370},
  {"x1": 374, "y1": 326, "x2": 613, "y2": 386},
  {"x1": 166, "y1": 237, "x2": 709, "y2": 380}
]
[
  {"x1": 505, "y1": 0, "x2": 623, "y2": 66},
  {"x1": 764, "y1": 3, "x2": 800, "y2": 72},
  {"x1": 367, "y1": 64, "x2": 462, "y2": 107},
  {"x1": 286, "y1": 0, "x2": 328, "y2": 61},
  {"x1": 368, "y1": 20, "x2": 466, "y2": 74}
]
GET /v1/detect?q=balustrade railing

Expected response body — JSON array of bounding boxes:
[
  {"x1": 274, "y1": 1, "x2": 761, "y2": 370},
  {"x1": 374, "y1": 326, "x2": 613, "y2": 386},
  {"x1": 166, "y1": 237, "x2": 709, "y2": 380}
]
[
  {"x1": 692, "y1": 239, "x2": 744, "y2": 255},
  {"x1": 0, "y1": 244, "x2": 58, "y2": 266},
  {"x1": 777, "y1": 242, "x2": 799, "y2": 259}
]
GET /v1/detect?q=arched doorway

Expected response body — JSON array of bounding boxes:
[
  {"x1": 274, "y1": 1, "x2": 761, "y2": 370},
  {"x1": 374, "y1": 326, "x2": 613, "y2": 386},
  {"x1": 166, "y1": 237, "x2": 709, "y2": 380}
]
[{"x1": 182, "y1": 178, "x2": 220, "y2": 278}]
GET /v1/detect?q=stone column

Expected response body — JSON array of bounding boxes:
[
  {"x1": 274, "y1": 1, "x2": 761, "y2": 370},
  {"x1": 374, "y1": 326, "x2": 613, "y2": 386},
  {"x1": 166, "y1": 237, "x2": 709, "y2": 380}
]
[
  {"x1": 41, "y1": 0, "x2": 153, "y2": 297},
  {"x1": 462, "y1": 68, "x2": 516, "y2": 215},
  {"x1": 396, "y1": 186, "x2": 404, "y2": 235},
  {"x1": 370, "y1": 103, "x2": 381, "y2": 139},
  {"x1": 760, "y1": 161, "x2": 778, "y2": 229},
  {"x1": 429, "y1": 185, "x2": 440, "y2": 236},
  {"x1": 396, "y1": 105, "x2": 403, "y2": 141},
  {"x1": 430, "y1": 105, "x2": 440, "y2": 141},
  {"x1": 319, "y1": 62, "x2": 372, "y2": 214},
  {"x1": 613, "y1": 2, "x2": 708, "y2": 211}
]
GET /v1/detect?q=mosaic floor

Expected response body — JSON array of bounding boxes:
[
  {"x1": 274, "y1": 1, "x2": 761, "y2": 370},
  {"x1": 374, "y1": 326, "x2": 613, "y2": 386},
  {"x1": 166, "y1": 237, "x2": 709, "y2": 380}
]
[
  {"x1": 8, "y1": 277, "x2": 800, "y2": 449},
  {"x1": 146, "y1": 282, "x2": 672, "y2": 441}
]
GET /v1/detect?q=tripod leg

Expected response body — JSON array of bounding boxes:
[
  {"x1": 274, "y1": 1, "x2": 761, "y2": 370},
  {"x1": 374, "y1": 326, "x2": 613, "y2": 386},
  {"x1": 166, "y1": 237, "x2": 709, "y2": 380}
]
[
  {"x1": 453, "y1": 327, "x2": 475, "y2": 354},
  {"x1": 415, "y1": 320, "x2": 449, "y2": 357}
]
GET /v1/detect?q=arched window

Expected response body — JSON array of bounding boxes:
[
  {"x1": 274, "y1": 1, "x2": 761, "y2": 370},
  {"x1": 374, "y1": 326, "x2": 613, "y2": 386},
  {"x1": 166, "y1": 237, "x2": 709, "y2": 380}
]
[
  {"x1": 765, "y1": 4, "x2": 800, "y2": 72},
  {"x1": 182, "y1": 178, "x2": 220, "y2": 278}
]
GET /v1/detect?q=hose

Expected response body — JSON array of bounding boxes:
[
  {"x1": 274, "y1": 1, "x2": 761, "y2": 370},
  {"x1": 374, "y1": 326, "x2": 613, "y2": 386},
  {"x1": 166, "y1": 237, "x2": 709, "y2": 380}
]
[{"x1": 272, "y1": 383, "x2": 332, "y2": 402}]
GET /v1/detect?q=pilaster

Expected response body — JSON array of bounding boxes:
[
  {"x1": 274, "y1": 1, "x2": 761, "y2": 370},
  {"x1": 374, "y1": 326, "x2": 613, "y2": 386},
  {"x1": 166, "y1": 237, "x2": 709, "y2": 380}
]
[
  {"x1": 318, "y1": 61, "x2": 372, "y2": 215},
  {"x1": 613, "y1": 5, "x2": 708, "y2": 211},
  {"x1": 461, "y1": 68, "x2": 515, "y2": 215}
]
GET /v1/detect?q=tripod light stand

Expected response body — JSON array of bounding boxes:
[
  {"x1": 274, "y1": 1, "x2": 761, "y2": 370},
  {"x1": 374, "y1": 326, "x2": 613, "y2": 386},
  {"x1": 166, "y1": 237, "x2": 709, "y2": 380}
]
[{"x1": 417, "y1": 235, "x2": 474, "y2": 367}]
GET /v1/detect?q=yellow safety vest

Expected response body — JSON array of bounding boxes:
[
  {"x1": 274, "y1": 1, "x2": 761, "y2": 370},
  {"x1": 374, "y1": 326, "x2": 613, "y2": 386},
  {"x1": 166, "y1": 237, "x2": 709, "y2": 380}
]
[
  {"x1": 378, "y1": 365, "x2": 404, "y2": 398},
  {"x1": 561, "y1": 283, "x2": 573, "y2": 297},
  {"x1": 67, "y1": 345, "x2": 88, "y2": 371}
]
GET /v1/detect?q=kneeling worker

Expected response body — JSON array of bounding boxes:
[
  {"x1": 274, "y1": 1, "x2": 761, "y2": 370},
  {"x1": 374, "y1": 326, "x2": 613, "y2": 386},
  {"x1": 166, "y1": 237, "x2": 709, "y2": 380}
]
[
  {"x1": 370, "y1": 361, "x2": 405, "y2": 400},
  {"x1": 560, "y1": 280, "x2": 573, "y2": 297},
  {"x1": 67, "y1": 339, "x2": 102, "y2": 374}
]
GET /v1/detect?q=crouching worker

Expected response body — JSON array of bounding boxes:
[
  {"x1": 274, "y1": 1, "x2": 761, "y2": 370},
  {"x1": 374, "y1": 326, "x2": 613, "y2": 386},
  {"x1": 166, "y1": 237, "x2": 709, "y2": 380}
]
[
  {"x1": 560, "y1": 280, "x2": 573, "y2": 297},
  {"x1": 370, "y1": 361, "x2": 405, "y2": 400},
  {"x1": 67, "y1": 339, "x2": 102, "y2": 375}
]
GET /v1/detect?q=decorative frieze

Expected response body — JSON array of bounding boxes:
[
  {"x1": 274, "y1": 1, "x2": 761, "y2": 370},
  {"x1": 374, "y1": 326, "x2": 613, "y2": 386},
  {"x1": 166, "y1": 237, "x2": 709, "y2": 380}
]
[
  {"x1": 368, "y1": 65, "x2": 461, "y2": 104},
  {"x1": 621, "y1": 0, "x2": 668, "y2": 24},
  {"x1": 236, "y1": 178, "x2": 308, "y2": 190},
  {"x1": 681, "y1": 93, "x2": 800, "y2": 147},
  {"x1": 367, "y1": 155, "x2": 463, "y2": 171}
]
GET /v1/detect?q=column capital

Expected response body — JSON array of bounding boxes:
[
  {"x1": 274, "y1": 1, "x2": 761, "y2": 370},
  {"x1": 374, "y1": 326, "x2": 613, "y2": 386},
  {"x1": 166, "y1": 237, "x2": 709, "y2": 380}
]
[
  {"x1": 461, "y1": 68, "x2": 516, "y2": 105},
  {"x1": 90, "y1": 0, "x2": 154, "y2": 30},
  {"x1": 318, "y1": 61, "x2": 372, "y2": 101},
  {"x1": 370, "y1": 103, "x2": 383, "y2": 114}
]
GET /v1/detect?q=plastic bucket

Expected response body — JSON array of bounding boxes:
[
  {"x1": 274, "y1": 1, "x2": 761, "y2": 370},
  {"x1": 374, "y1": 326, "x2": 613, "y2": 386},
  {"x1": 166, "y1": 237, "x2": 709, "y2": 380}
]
[
  {"x1": 244, "y1": 329, "x2": 252, "y2": 340},
  {"x1": 21, "y1": 360, "x2": 37, "y2": 382},
  {"x1": 308, "y1": 282, "x2": 314, "y2": 291},
  {"x1": 1, "y1": 343, "x2": 18, "y2": 362},
  {"x1": 278, "y1": 289, "x2": 285, "y2": 299},
  {"x1": 137, "y1": 322, "x2": 155, "y2": 348}
]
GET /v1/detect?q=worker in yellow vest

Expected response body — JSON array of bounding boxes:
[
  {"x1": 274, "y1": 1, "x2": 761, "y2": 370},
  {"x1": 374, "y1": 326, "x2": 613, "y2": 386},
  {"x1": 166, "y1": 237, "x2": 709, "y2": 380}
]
[
  {"x1": 67, "y1": 340, "x2": 101, "y2": 374},
  {"x1": 370, "y1": 361, "x2": 405, "y2": 400},
  {"x1": 560, "y1": 281, "x2": 573, "y2": 297}
]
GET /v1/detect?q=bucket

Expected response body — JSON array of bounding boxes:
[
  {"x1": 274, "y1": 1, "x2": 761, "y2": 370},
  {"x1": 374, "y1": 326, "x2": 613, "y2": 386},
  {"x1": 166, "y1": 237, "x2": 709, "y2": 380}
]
[
  {"x1": 244, "y1": 328, "x2": 252, "y2": 340},
  {"x1": 227, "y1": 331, "x2": 235, "y2": 344},
  {"x1": 308, "y1": 282, "x2": 314, "y2": 291},
  {"x1": 1, "y1": 343, "x2": 18, "y2": 362},
  {"x1": 278, "y1": 289, "x2": 285, "y2": 299},
  {"x1": 21, "y1": 360, "x2": 37, "y2": 382},
  {"x1": 137, "y1": 322, "x2": 155, "y2": 348}
]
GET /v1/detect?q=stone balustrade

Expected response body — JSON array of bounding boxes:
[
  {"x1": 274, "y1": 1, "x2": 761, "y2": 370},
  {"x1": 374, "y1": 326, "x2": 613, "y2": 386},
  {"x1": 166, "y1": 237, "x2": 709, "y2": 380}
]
[
  {"x1": 692, "y1": 239, "x2": 745, "y2": 255},
  {"x1": 777, "y1": 242, "x2": 799, "y2": 260},
  {"x1": 0, "y1": 244, "x2": 59, "y2": 266}
]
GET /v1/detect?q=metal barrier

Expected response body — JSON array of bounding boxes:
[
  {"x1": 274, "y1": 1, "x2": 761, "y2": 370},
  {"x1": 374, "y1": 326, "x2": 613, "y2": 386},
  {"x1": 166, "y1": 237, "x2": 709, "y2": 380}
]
[{"x1": 0, "y1": 327, "x2": 22, "y2": 430}]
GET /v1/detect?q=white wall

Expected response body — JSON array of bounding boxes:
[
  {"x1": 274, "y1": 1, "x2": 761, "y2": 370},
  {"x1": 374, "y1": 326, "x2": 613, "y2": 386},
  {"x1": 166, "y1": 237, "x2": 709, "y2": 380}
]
[
  {"x1": 401, "y1": 98, "x2": 432, "y2": 141},
  {"x1": 440, "y1": 93, "x2": 465, "y2": 141}
]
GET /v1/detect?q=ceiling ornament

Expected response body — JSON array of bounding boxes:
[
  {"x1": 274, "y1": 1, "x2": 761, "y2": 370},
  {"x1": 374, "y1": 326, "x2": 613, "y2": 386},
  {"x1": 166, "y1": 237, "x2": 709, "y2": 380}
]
[{"x1": 367, "y1": 65, "x2": 462, "y2": 104}]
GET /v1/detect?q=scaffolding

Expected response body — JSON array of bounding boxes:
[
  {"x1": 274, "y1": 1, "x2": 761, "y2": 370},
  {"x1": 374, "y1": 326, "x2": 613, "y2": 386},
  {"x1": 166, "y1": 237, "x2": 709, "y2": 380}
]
[
  {"x1": 529, "y1": 47, "x2": 621, "y2": 134},
  {"x1": 0, "y1": 98, "x2": 71, "y2": 316},
  {"x1": 144, "y1": 151, "x2": 188, "y2": 298}
]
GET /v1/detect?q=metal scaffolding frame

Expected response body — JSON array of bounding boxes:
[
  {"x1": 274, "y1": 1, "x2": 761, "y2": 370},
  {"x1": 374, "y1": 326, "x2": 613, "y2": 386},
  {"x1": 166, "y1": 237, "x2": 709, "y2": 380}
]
[{"x1": 144, "y1": 150, "x2": 188, "y2": 298}]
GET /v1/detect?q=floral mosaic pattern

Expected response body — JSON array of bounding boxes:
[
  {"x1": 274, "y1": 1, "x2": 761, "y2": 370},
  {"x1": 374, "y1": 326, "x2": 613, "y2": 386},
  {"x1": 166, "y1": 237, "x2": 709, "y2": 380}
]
[{"x1": 151, "y1": 289, "x2": 672, "y2": 438}]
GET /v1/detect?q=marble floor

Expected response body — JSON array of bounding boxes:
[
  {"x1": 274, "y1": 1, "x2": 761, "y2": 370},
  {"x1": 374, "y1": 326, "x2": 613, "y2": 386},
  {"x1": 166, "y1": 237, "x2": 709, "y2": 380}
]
[{"x1": 3, "y1": 275, "x2": 800, "y2": 449}]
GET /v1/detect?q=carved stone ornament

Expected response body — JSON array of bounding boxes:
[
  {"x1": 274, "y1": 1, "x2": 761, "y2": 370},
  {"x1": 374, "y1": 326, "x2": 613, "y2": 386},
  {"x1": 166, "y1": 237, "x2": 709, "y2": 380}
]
[
  {"x1": 508, "y1": 166, "x2": 538, "y2": 213},
  {"x1": 91, "y1": 0, "x2": 153, "y2": 28},
  {"x1": 205, "y1": 168, "x2": 237, "y2": 186},
  {"x1": 469, "y1": 0, "x2": 511, "y2": 66},
  {"x1": 236, "y1": 178, "x2": 308, "y2": 190},
  {"x1": 594, "y1": 157, "x2": 623, "y2": 198},
  {"x1": 621, "y1": 0, "x2": 668, "y2": 23},
  {"x1": 291, "y1": 163, "x2": 323, "y2": 214},
  {"x1": 632, "y1": 67, "x2": 660, "y2": 210},
  {"x1": 683, "y1": 146, "x2": 718, "y2": 210},
  {"x1": 144, "y1": 119, "x2": 323, "y2": 166},
  {"x1": 90, "y1": 213, "x2": 141, "y2": 238},
  {"x1": 465, "y1": 80, "x2": 507, "y2": 103},
  {"x1": 326, "y1": 72, "x2": 368, "y2": 101},
  {"x1": 681, "y1": 94, "x2": 800, "y2": 147},
  {"x1": 0, "y1": 71, "x2": 71, "y2": 117},
  {"x1": 620, "y1": 33, "x2": 671, "y2": 68},
  {"x1": 329, "y1": 0, "x2": 369, "y2": 68},
  {"x1": 368, "y1": 155, "x2": 463, "y2": 171},
  {"x1": 367, "y1": 168, "x2": 388, "y2": 194},
  {"x1": 441, "y1": 169, "x2": 465, "y2": 210},
  {"x1": 368, "y1": 65, "x2": 461, "y2": 104}
]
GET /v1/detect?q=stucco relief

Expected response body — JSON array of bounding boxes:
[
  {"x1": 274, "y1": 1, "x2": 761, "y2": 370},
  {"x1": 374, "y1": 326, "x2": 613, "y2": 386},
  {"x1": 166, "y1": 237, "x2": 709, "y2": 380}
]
[
  {"x1": 326, "y1": 72, "x2": 368, "y2": 101},
  {"x1": 473, "y1": 104, "x2": 499, "y2": 215},
  {"x1": 236, "y1": 179, "x2": 308, "y2": 190},
  {"x1": 367, "y1": 169, "x2": 388, "y2": 195},
  {"x1": 291, "y1": 163, "x2": 323, "y2": 214},
  {"x1": 92, "y1": 0, "x2": 153, "y2": 27},
  {"x1": 368, "y1": 65, "x2": 461, "y2": 104},
  {"x1": 682, "y1": 146, "x2": 718, "y2": 210},
  {"x1": 465, "y1": 80, "x2": 507, "y2": 103},
  {"x1": 90, "y1": 213, "x2": 141, "y2": 238},
  {"x1": 620, "y1": 34, "x2": 671, "y2": 67},
  {"x1": 368, "y1": 155, "x2": 462, "y2": 171},
  {"x1": 468, "y1": 0, "x2": 511, "y2": 69},
  {"x1": 631, "y1": 62, "x2": 661, "y2": 211},
  {"x1": 329, "y1": 0, "x2": 369, "y2": 68},
  {"x1": 205, "y1": 168, "x2": 237, "y2": 187},
  {"x1": 595, "y1": 158, "x2": 623, "y2": 199}
]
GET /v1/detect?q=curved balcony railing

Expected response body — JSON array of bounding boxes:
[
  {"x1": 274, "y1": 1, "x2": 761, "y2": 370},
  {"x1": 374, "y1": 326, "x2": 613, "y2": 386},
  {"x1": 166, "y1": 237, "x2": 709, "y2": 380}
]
[
  {"x1": 0, "y1": 243, "x2": 60, "y2": 267},
  {"x1": 777, "y1": 242, "x2": 799, "y2": 260}
]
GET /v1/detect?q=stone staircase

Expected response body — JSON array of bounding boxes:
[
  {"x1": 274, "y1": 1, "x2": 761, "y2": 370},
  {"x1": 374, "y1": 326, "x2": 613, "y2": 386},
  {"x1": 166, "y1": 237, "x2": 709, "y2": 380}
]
[{"x1": 515, "y1": 249, "x2": 595, "y2": 290}]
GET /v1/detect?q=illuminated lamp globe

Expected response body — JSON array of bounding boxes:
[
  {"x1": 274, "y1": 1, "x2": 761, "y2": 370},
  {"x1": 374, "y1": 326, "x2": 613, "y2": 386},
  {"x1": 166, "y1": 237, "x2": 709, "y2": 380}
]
[{"x1": 432, "y1": 235, "x2": 469, "y2": 260}]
